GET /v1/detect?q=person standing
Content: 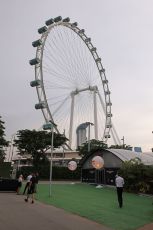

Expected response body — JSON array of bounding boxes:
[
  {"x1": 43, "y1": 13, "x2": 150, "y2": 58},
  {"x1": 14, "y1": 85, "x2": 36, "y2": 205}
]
[
  {"x1": 23, "y1": 173, "x2": 32, "y2": 195},
  {"x1": 16, "y1": 174, "x2": 23, "y2": 195},
  {"x1": 115, "y1": 173, "x2": 124, "y2": 208},
  {"x1": 24, "y1": 173, "x2": 37, "y2": 204}
]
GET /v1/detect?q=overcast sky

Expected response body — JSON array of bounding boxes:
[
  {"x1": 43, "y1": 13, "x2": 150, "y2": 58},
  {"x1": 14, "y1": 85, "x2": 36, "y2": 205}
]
[{"x1": 0, "y1": 0, "x2": 153, "y2": 152}]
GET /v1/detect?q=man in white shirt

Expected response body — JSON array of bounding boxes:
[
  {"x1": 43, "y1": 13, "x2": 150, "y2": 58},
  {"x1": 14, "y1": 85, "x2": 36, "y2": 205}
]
[
  {"x1": 115, "y1": 173, "x2": 124, "y2": 208},
  {"x1": 23, "y1": 173, "x2": 32, "y2": 195}
]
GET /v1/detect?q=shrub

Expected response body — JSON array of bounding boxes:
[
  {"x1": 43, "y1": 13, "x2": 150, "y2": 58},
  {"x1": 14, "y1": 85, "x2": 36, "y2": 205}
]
[{"x1": 17, "y1": 165, "x2": 81, "y2": 180}]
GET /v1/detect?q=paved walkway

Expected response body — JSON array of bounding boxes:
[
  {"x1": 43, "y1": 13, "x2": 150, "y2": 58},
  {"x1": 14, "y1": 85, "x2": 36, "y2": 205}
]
[
  {"x1": 0, "y1": 192, "x2": 111, "y2": 230},
  {"x1": 138, "y1": 223, "x2": 153, "y2": 230},
  {"x1": 0, "y1": 192, "x2": 153, "y2": 230}
]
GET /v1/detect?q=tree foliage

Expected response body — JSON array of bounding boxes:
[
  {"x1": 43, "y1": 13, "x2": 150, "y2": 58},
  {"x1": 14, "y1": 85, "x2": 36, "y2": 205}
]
[
  {"x1": 14, "y1": 129, "x2": 68, "y2": 168},
  {"x1": 0, "y1": 116, "x2": 8, "y2": 162},
  {"x1": 119, "y1": 158, "x2": 153, "y2": 194},
  {"x1": 78, "y1": 139, "x2": 108, "y2": 157}
]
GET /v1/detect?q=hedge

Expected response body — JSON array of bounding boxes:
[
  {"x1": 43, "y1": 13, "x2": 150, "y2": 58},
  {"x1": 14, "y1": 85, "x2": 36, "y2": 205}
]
[{"x1": 17, "y1": 165, "x2": 81, "y2": 180}]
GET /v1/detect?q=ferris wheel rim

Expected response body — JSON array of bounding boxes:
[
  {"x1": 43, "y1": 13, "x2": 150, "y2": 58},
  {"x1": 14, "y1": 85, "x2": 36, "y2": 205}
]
[{"x1": 32, "y1": 16, "x2": 112, "y2": 148}]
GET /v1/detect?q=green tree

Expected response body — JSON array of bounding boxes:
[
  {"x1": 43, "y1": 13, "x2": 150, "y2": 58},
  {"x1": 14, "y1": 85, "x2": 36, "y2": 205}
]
[
  {"x1": 14, "y1": 129, "x2": 67, "y2": 169},
  {"x1": 119, "y1": 158, "x2": 152, "y2": 193},
  {"x1": 78, "y1": 139, "x2": 108, "y2": 157},
  {"x1": 0, "y1": 116, "x2": 8, "y2": 162}
]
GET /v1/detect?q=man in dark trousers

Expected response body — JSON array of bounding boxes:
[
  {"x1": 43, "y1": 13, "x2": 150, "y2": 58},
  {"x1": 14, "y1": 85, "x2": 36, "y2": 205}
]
[
  {"x1": 23, "y1": 173, "x2": 32, "y2": 195},
  {"x1": 115, "y1": 173, "x2": 124, "y2": 208},
  {"x1": 24, "y1": 173, "x2": 37, "y2": 204}
]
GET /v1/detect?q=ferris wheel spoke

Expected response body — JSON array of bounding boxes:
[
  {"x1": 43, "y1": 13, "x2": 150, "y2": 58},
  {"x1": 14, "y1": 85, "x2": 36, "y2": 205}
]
[
  {"x1": 69, "y1": 30, "x2": 87, "y2": 80},
  {"x1": 44, "y1": 50, "x2": 73, "y2": 81},
  {"x1": 52, "y1": 95, "x2": 70, "y2": 116},
  {"x1": 63, "y1": 28, "x2": 88, "y2": 85},
  {"x1": 43, "y1": 65, "x2": 75, "y2": 88},
  {"x1": 57, "y1": 27, "x2": 78, "y2": 77},
  {"x1": 76, "y1": 37, "x2": 91, "y2": 83},
  {"x1": 45, "y1": 38, "x2": 75, "y2": 81},
  {"x1": 75, "y1": 33, "x2": 95, "y2": 85},
  {"x1": 52, "y1": 28, "x2": 82, "y2": 83}
]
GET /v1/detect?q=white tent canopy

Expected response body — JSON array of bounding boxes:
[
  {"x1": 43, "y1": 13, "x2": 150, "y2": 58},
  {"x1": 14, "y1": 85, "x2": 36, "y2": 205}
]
[{"x1": 109, "y1": 149, "x2": 153, "y2": 165}]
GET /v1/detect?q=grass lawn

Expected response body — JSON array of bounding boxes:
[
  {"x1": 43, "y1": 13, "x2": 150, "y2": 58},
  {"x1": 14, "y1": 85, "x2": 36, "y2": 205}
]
[{"x1": 35, "y1": 183, "x2": 153, "y2": 230}]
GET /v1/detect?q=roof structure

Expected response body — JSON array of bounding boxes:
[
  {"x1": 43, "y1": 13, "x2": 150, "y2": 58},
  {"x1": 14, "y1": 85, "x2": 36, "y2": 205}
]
[{"x1": 109, "y1": 149, "x2": 153, "y2": 165}]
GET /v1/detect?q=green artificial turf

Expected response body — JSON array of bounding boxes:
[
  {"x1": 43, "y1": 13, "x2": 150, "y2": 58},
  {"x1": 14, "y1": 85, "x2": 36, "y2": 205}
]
[{"x1": 35, "y1": 183, "x2": 153, "y2": 230}]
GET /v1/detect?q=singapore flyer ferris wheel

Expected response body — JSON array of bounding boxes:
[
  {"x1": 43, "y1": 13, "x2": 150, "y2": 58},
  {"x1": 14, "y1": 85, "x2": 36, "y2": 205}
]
[{"x1": 30, "y1": 16, "x2": 115, "y2": 150}]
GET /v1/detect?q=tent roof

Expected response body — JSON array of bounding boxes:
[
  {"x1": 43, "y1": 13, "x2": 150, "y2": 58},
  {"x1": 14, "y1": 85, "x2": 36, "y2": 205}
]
[{"x1": 109, "y1": 149, "x2": 153, "y2": 165}]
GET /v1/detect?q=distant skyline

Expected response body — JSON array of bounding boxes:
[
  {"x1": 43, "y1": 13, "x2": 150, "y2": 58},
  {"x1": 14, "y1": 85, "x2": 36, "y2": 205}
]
[{"x1": 1, "y1": 0, "x2": 153, "y2": 152}]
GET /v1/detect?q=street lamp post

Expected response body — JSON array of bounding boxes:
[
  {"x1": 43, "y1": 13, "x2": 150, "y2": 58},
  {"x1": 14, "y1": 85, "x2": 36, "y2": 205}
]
[
  {"x1": 151, "y1": 132, "x2": 153, "y2": 152},
  {"x1": 121, "y1": 136, "x2": 125, "y2": 148},
  {"x1": 49, "y1": 124, "x2": 54, "y2": 197},
  {"x1": 88, "y1": 124, "x2": 91, "y2": 152},
  {"x1": 43, "y1": 121, "x2": 56, "y2": 197},
  {"x1": 62, "y1": 129, "x2": 66, "y2": 166}
]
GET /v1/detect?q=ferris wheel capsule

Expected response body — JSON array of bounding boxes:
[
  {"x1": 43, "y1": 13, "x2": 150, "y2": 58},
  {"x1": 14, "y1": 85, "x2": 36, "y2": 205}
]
[
  {"x1": 35, "y1": 102, "x2": 47, "y2": 110},
  {"x1": 102, "y1": 80, "x2": 108, "y2": 84},
  {"x1": 106, "y1": 124, "x2": 112, "y2": 128},
  {"x1": 32, "y1": 39, "x2": 42, "y2": 47},
  {"x1": 54, "y1": 16, "x2": 62, "y2": 23},
  {"x1": 85, "y1": 38, "x2": 91, "y2": 43},
  {"x1": 90, "y1": 47, "x2": 97, "y2": 52},
  {"x1": 71, "y1": 22, "x2": 78, "y2": 27},
  {"x1": 78, "y1": 29, "x2": 85, "y2": 34},
  {"x1": 104, "y1": 134, "x2": 111, "y2": 138},
  {"x1": 45, "y1": 18, "x2": 54, "y2": 26},
  {"x1": 63, "y1": 17, "x2": 70, "y2": 22},
  {"x1": 107, "y1": 113, "x2": 113, "y2": 117},
  {"x1": 30, "y1": 80, "x2": 41, "y2": 87},
  {"x1": 105, "y1": 91, "x2": 111, "y2": 95},
  {"x1": 106, "y1": 102, "x2": 112, "y2": 106},
  {"x1": 29, "y1": 58, "x2": 40, "y2": 65},
  {"x1": 38, "y1": 26, "x2": 47, "y2": 34},
  {"x1": 95, "y1": 57, "x2": 101, "y2": 63},
  {"x1": 99, "y1": 69, "x2": 105, "y2": 74}
]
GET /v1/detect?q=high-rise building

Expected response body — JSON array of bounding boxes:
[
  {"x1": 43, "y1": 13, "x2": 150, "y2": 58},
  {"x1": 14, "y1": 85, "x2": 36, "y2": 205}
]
[{"x1": 76, "y1": 123, "x2": 88, "y2": 148}]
